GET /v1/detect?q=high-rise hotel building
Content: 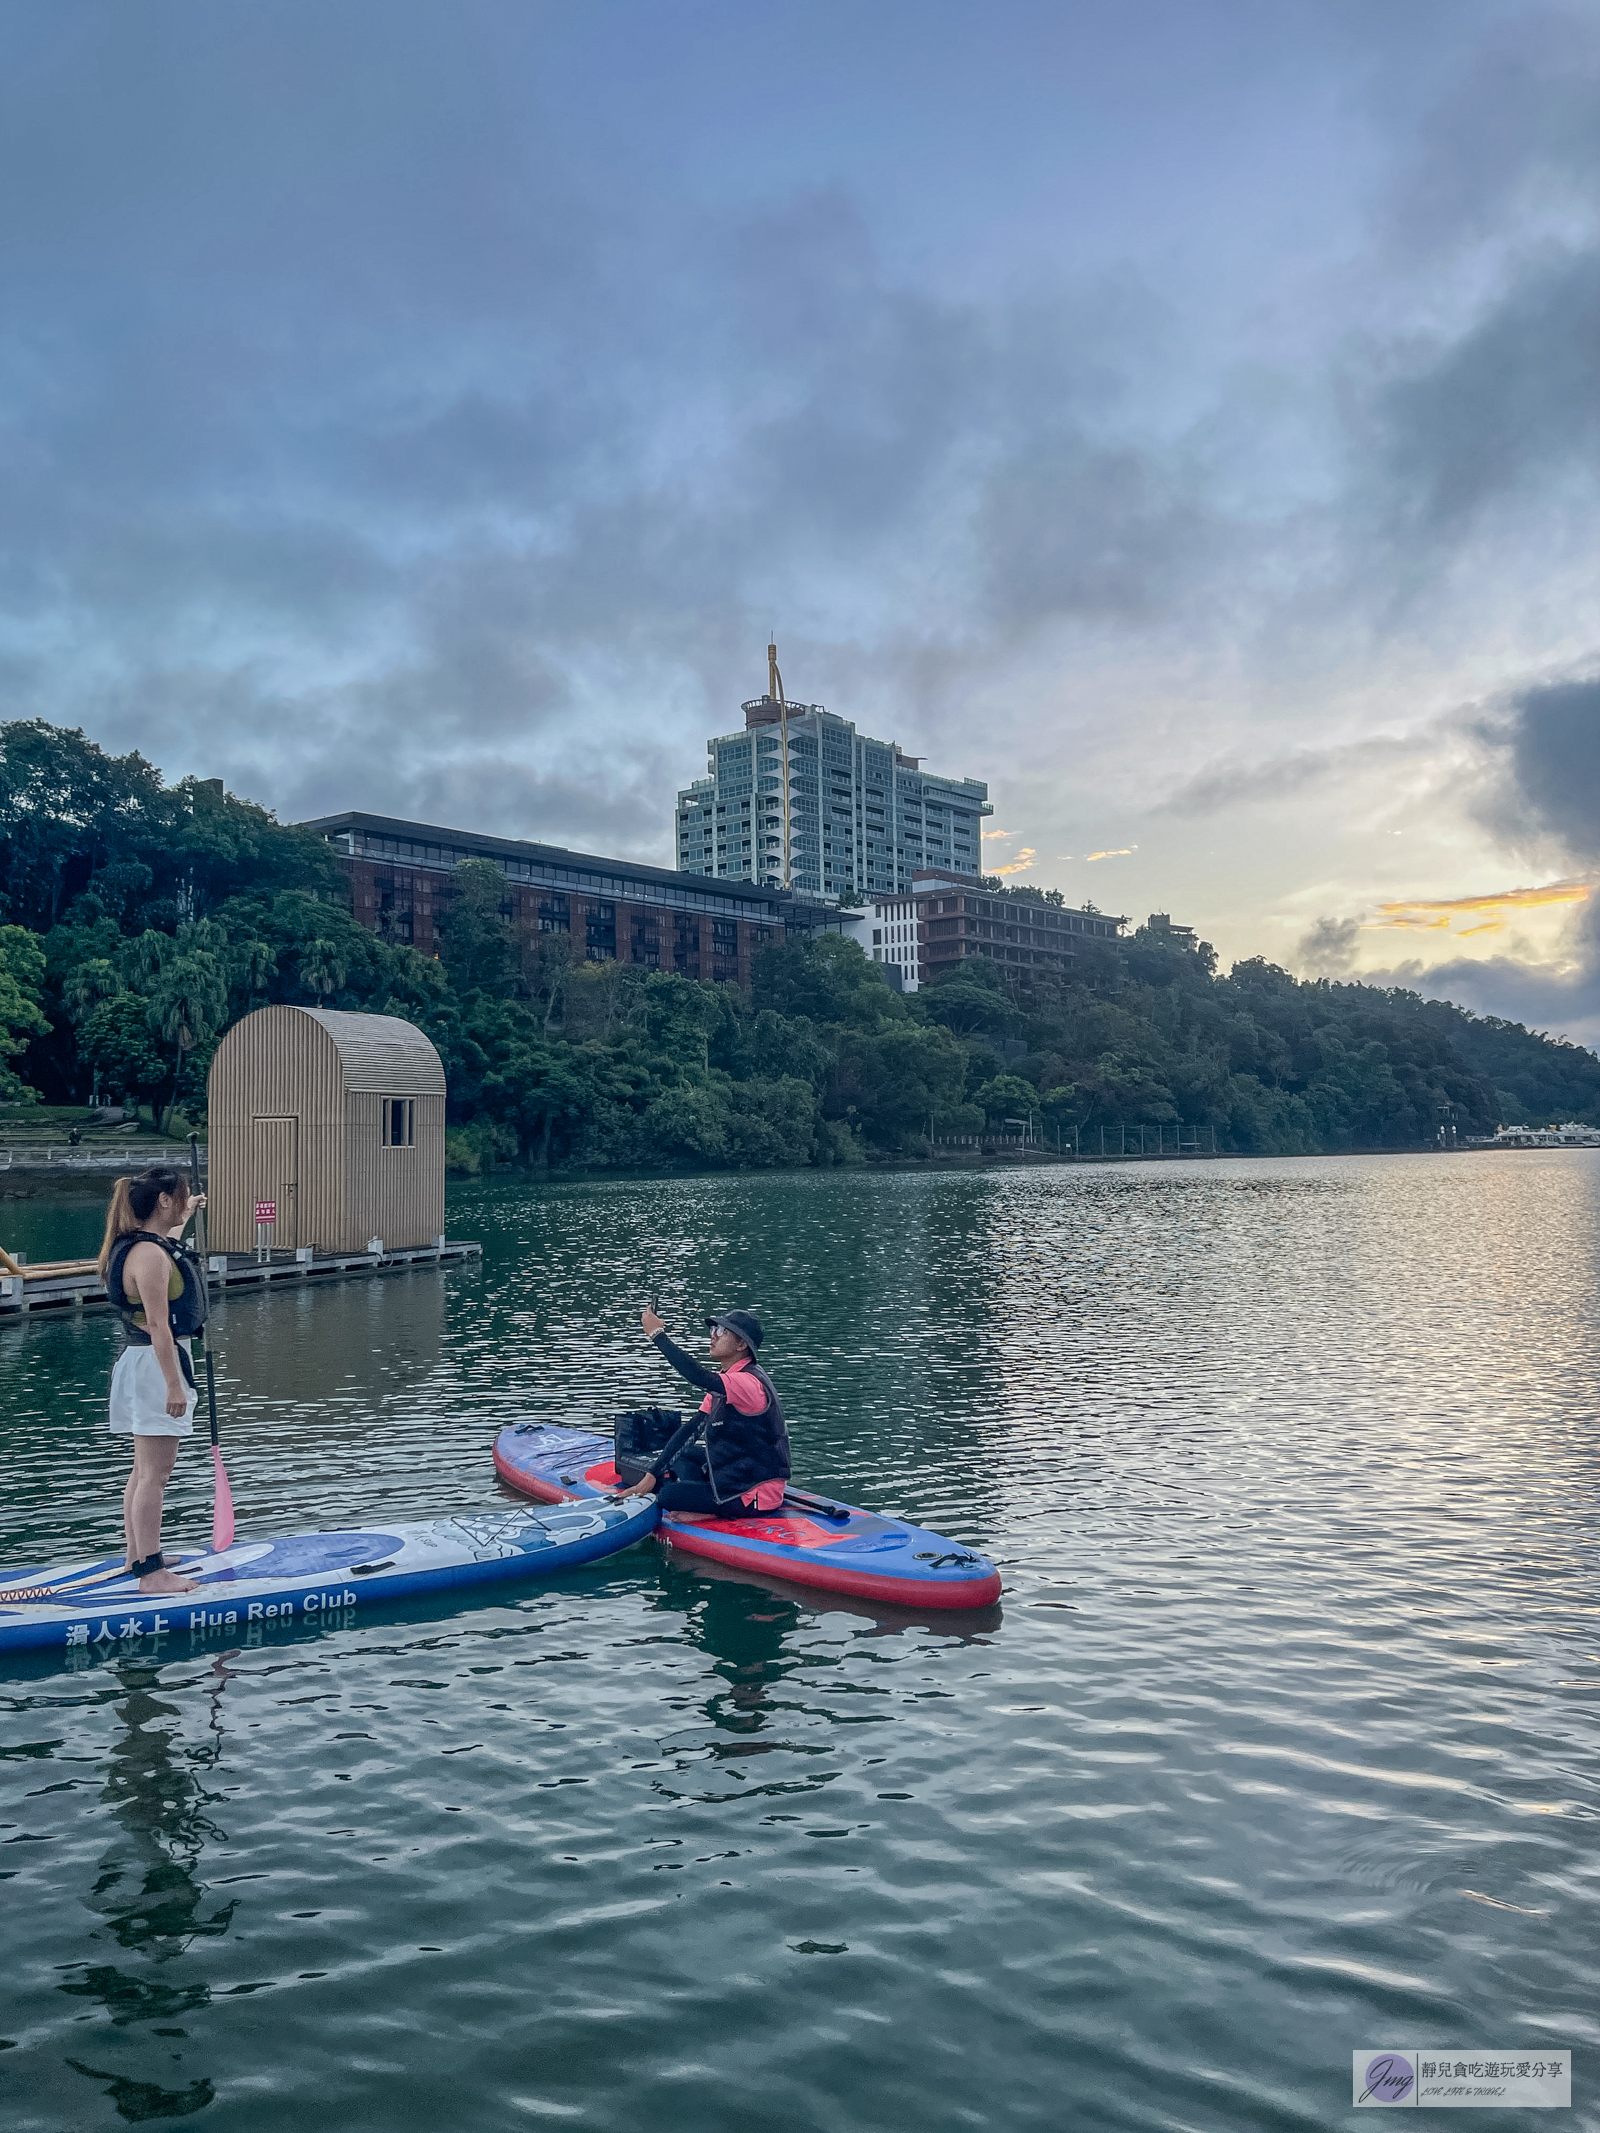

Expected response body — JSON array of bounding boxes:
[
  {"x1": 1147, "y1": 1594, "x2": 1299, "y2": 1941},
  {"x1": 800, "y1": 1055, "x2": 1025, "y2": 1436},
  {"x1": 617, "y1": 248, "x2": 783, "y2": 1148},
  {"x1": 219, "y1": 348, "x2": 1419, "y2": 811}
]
[{"x1": 674, "y1": 653, "x2": 991, "y2": 901}]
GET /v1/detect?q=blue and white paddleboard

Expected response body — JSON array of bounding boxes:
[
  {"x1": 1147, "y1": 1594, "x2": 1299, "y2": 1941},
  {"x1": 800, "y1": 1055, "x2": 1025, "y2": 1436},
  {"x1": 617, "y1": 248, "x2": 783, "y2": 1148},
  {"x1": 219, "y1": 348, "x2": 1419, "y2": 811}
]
[{"x1": 0, "y1": 1495, "x2": 659, "y2": 1657}]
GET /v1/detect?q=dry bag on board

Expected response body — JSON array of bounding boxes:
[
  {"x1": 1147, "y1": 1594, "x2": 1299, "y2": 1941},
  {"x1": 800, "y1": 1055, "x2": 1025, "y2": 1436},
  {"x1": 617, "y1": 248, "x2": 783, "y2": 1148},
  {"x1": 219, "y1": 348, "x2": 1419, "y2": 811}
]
[{"x1": 613, "y1": 1407, "x2": 683, "y2": 1486}]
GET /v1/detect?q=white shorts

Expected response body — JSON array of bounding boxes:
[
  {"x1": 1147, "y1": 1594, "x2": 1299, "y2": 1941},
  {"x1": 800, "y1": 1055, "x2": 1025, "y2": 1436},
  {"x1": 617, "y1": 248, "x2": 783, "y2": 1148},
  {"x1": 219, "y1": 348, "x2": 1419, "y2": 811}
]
[{"x1": 109, "y1": 1342, "x2": 197, "y2": 1437}]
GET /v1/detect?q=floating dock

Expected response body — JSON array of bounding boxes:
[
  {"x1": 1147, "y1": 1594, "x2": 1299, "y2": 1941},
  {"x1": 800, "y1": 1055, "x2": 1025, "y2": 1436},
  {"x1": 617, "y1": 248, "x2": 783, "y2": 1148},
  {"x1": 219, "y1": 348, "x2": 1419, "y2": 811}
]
[{"x1": 0, "y1": 1240, "x2": 481, "y2": 1320}]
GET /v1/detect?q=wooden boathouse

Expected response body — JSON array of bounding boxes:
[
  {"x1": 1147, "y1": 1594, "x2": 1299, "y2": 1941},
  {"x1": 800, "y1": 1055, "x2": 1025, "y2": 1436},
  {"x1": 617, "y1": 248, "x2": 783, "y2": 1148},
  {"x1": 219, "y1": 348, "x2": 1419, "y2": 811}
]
[{"x1": 207, "y1": 1007, "x2": 446, "y2": 1254}]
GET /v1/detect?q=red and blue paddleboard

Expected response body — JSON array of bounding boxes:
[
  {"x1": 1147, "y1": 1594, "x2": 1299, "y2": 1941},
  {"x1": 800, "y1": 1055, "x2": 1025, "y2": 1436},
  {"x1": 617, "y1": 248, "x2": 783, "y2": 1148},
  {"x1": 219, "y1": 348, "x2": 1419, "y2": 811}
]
[{"x1": 493, "y1": 1424, "x2": 1002, "y2": 1611}]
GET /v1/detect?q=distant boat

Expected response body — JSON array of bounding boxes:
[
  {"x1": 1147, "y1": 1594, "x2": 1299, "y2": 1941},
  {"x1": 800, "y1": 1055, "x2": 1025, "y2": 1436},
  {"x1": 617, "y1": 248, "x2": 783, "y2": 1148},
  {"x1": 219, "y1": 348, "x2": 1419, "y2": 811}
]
[{"x1": 1464, "y1": 1122, "x2": 1600, "y2": 1149}]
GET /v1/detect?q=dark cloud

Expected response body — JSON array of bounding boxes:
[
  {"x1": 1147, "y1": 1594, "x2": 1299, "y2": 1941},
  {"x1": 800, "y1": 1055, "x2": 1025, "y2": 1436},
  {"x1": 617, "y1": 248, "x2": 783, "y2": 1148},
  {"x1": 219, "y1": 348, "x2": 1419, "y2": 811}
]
[
  {"x1": 977, "y1": 437, "x2": 1210, "y2": 627},
  {"x1": 1385, "y1": 9, "x2": 1600, "y2": 254},
  {"x1": 1365, "y1": 918, "x2": 1600, "y2": 1051},
  {"x1": 1158, "y1": 732, "x2": 1435, "y2": 816},
  {"x1": 1378, "y1": 250, "x2": 1600, "y2": 530},
  {"x1": 1462, "y1": 668, "x2": 1600, "y2": 927},
  {"x1": 1298, "y1": 916, "x2": 1362, "y2": 976},
  {"x1": 1337, "y1": 13, "x2": 1600, "y2": 598},
  {"x1": 1503, "y1": 676, "x2": 1600, "y2": 860},
  {"x1": 1387, "y1": 671, "x2": 1600, "y2": 1045},
  {"x1": 0, "y1": 0, "x2": 1596, "y2": 880}
]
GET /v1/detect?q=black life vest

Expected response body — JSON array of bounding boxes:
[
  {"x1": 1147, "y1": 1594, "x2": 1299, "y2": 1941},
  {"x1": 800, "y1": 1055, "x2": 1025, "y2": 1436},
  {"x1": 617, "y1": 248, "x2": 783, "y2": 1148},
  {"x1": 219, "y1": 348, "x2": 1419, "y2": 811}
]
[
  {"x1": 106, "y1": 1230, "x2": 209, "y2": 1348},
  {"x1": 698, "y1": 1361, "x2": 791, "y2": 1502}
]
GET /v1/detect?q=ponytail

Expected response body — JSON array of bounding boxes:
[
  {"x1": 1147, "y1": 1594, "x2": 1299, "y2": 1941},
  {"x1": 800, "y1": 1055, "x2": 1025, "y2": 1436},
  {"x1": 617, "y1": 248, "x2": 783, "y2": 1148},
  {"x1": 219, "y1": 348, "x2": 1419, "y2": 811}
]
[{"x1": 98, "y1": 1166, "x2": 190, "y2": 1276}]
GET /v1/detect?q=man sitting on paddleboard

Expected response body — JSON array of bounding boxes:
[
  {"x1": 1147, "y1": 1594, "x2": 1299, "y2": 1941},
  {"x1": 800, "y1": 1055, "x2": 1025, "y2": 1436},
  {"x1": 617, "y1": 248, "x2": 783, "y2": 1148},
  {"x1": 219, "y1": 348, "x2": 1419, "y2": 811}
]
[{"x1": 622, "y1": 1309, "x2": 790, "y2": 1519}]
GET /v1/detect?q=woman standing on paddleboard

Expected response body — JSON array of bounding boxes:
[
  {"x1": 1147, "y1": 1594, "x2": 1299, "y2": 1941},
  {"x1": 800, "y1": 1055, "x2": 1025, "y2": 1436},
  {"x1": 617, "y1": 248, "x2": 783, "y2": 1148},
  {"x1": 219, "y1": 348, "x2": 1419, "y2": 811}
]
[
  {"x1": 621, "y1": 1308, "x2": 790, "y2": 1518},
  {"x1": 98, "y1": 1167, "x2": 208, "y2": 1594}
]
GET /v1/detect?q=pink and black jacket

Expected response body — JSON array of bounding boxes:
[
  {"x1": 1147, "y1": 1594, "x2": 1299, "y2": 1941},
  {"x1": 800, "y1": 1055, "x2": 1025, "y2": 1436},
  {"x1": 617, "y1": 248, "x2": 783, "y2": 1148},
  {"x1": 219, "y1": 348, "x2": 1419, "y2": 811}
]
[{"x1": 647, "y1": 1331, "x2": 792, "y2": 1505}]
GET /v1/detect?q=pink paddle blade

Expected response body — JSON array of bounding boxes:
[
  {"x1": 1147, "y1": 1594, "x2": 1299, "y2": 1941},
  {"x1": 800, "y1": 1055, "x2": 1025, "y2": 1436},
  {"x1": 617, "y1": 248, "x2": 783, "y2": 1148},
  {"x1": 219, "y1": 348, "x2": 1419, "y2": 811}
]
[{"x1": 211, "y1": 1446, "x2": 236, "y2": 1553}]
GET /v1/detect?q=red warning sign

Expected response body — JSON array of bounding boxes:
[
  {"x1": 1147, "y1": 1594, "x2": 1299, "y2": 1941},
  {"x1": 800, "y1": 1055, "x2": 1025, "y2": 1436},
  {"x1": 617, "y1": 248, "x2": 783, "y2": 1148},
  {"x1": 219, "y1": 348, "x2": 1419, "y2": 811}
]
[{"x1": 254, "y1": 1200, "x2": 277, "y2": 1224}]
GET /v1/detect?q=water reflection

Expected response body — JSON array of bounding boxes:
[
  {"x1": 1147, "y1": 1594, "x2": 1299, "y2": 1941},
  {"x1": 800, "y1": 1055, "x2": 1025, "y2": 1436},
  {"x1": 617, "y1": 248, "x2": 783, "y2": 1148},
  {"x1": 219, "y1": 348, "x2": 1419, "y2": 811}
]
[
  {"x1": 62, "y1": 2060, "x2": 216, "y2": 2124},
  {"x1": 217, "y1": 1261, "x2": 447, "y2": 1410},
  {"x1": 659, "y1": 1563, "x2": 805, "y2": 1733},
  {"x1": 57, "y1": 1657, "x2": 232, "y2": 2121}
]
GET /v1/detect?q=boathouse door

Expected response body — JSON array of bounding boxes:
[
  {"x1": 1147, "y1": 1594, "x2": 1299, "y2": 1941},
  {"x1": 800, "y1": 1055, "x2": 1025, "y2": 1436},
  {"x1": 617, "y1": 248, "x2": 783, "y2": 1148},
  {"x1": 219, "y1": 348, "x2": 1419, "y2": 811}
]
[{"x1": 251, "y1": 1115, "x2": 299, "y2": 1251}]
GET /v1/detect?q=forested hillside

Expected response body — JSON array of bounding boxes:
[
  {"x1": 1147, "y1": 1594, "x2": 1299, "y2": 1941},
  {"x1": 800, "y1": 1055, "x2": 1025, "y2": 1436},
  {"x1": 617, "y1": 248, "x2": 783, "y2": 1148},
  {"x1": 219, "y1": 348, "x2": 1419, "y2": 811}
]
[{"x1": 3, "y1": 719, "x2": 1597, "y2": 1165}]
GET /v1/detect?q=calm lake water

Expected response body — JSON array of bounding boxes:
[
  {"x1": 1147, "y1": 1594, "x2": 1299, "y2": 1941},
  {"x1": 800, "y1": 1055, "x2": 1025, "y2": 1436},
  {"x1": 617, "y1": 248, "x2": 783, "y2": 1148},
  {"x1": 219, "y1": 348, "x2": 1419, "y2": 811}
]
[{"x1": 3, "y1": 1154, "x2": 1598, "y2": 2131}]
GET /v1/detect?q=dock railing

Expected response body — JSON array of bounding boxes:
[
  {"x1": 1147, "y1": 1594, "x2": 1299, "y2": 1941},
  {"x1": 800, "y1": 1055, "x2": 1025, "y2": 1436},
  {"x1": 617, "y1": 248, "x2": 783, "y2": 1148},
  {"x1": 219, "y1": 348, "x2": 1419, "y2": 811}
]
[{"x1": 933, "y1": 1122, "x2": 1221, "y2": 1158}]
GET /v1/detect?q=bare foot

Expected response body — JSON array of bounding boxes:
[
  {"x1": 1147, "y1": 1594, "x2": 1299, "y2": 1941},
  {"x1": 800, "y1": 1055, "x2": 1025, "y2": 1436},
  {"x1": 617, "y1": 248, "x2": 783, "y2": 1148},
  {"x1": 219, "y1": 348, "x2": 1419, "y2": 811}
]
[{"x1": 139, "y1": 1568, "x2": 200, "y2": 1594}]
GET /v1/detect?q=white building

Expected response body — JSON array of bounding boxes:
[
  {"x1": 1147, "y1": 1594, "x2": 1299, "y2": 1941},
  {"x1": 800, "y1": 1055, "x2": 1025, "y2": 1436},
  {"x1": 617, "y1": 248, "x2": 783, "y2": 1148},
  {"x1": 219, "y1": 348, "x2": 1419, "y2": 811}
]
[
  {"x1": 839, "y1": 890, "x2": 933, "y2": 990},
  {"x1": 1466, "y1": 1121, "x2": 1600, "y2": 1148},
  {"x1": 675, "y1": 648, "x2": 991, "y2": 901}
]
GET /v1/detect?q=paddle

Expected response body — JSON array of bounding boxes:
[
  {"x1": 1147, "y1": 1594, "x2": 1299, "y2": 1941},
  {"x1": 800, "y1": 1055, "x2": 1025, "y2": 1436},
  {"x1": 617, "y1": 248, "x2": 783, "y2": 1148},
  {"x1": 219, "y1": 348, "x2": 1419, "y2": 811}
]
[
  {"x1": 780, "y1": 1488, "x2": 852, "y2": 1525},
  {"x1": 189, "y1": 1136, "x2": 234, "y2": 1552}
]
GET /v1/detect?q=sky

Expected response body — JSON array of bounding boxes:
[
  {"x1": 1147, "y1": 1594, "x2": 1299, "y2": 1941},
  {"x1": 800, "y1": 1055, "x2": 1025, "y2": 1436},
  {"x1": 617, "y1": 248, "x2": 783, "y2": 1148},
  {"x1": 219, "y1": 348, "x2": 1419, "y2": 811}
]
[{"x1": 3, "y1": 1, "x2": 1599, "y2": 1044}]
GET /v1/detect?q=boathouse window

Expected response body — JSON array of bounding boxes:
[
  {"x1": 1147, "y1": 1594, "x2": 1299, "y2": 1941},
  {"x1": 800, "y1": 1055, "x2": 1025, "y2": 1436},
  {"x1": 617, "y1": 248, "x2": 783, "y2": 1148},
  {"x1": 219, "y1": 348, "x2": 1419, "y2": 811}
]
[{"x1": 383, "y1": 1098, "x2": 414, "y2": 1148}]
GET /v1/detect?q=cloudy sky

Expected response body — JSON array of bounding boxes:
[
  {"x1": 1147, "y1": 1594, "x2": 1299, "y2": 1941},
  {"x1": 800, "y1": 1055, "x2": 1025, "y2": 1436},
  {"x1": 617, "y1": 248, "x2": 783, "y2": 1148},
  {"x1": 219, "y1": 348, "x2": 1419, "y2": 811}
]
[{"x1": 4, "y1": 2, "x2": 1599, "y2": 1040}]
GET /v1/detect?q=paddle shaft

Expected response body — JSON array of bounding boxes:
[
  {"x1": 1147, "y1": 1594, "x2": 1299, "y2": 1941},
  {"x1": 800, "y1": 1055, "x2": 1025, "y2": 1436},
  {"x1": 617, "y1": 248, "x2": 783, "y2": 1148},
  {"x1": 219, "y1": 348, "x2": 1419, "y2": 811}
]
[
  {"x1": 188, "y1": 1134, "x2": 234, "y2": 1547},
  {"x1": 781, "y1": 1487, "x2": 851, "y2": 1523},
  {"x1": 188, "y1": 1133, "x2": 206, "y2": 1255},
  {"x1": 186, "y1": 1132, "x2": 219, "y2": 1447}
]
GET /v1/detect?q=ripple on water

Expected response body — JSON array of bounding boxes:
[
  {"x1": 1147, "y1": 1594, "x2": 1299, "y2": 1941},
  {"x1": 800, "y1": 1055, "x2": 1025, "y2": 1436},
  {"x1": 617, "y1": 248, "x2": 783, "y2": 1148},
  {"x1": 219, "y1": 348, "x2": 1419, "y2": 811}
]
[{"x1": 2, "y1": 1153, "x2": 1599, "y2": 2130}]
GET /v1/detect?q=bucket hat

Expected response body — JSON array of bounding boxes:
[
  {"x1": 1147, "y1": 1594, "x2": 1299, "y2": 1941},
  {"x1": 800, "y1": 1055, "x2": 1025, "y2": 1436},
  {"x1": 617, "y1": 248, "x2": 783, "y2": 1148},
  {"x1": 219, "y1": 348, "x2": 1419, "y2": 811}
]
[{"x1": 706, "y1": 1309, "x2": 763, "y2": 1351}]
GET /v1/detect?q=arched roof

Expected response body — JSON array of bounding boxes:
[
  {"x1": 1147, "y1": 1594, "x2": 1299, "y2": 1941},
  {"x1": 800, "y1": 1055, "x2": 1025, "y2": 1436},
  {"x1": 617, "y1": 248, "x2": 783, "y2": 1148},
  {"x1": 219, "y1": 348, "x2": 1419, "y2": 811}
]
[{"x1": 298, "y1": 1009, "x2": 445, "y2": 1095}]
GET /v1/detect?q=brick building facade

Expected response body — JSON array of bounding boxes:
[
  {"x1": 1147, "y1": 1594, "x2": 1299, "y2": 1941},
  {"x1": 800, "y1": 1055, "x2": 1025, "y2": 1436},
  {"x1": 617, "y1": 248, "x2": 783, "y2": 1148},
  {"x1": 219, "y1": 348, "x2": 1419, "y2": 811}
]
[
  {"x1": 301, "y1": 812, "x2": 792, "y2": 987},
  {"x1": 843, "y1": 869, "x2": 1125, "y2": 990},
  {"x1": 917, "y1": 877, "x2": 1124, "y2": 983}
]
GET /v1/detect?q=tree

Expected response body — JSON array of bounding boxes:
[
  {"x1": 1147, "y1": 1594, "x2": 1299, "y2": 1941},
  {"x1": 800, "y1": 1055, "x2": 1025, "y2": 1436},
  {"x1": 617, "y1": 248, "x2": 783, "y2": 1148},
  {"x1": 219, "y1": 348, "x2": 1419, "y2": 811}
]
[
  {"x1": 119, "y1": 928, "x2": 174, "y2": 990},
  {"x1": 918, "y1": 959, "x2": 1018, "y2": 1037},
  {"x1": 971, "y1": 1073, "x2": 1041, "y2": 1123},
  {"x1": 643, "y1": 972, "x2": 723, "y2": 1074},
  {"x1": 0, "y1": 722, "x2": 167, "y2": 931},
  {"x1": 0, "y1": 926, "x2": 49, "y2": 1101},
  {"x1": 642, "y1": 1081, "x2": 730, "y2": 1164},
  {"x1": 0, "y1": 720, "x2": 339, "y2": 937},
  {"x1": 826, "y1": 1022, "x2": 967, "y2": 1147},
  {"x1": 81, "y1": 994, "x2": 168, "y2": 1111},
  {"x1": 562, "y1": 959, "x2": 640, "y2": 1042},
  {"x1": 1039, "y1": 1082, "x2": 1082, "y2": 1144},
  {"x1": 726, "y1": 1076, "x2": 818, "y2": 1167},
  {"x1": 528, "y1": 930, "x2": 573, "y2": 1031},
  {"x1": 166, "y1": 775, "x2": 343, "y2": 916},
  {"x1": 150, "y1": 951, "x2": 229, "y2": 1131},
  {"x1": 436, "y1": 857, "x2": 513, "y2": 995},
  {"x1": 753, "y1": 934, "x2": 907, "y2": 1029},
  {"x1": 230, "y1": 937, "x2": 278, "y2": 1001},
  {"x1": 468, "y1": 1004, "x2": 594, "y2": 1166},
  {"x1": 61, "y1": 957, "x2": 121, "y2": 1026},
  {"x1": 298, "y1": 937, "x2": 352, "y2": 1003}
]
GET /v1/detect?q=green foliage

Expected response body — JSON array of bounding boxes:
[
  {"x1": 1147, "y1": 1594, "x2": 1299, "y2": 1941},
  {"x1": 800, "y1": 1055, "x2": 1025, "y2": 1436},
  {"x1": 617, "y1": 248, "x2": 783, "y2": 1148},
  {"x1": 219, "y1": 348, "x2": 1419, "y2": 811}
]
[
  {"x1": 445, "y1": 1120, "x2": 519, "y2": 1175},
  {"x1": 435, "y1": 856, "x2": 514, "y2": 995},
  {"x1": 918, "y1": 957, "x2": 1017, "y2": 1037},
  {"x1": 0, "y1": 720, "x2": 339, "y2": 933},
  {"x1": 754, "y1": 933, "x2": 909, "y2": 1029},
  {"x1": 81, "y1": 994, "x2": 169, "y2": 1107},
  {"x1": 826, "y1": 1021, "x2": 967, "y2": 1148},
  {"x1": 971, "y1": 1073, "x2": 1041, "y2": 1122},
  {"x1": 0, "y1": 925, "x2": 49, "y2": 1100},
  {"x1": 727, "y1": 1077, "x2": 819, "y2": 1167},
  {"x1": 7, "y1": 716, "x2": 1600, "y2": 1169}
]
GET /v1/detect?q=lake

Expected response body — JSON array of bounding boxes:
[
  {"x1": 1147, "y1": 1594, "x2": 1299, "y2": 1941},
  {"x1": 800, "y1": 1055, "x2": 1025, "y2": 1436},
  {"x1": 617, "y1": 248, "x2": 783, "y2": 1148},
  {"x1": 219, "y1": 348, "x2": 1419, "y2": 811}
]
[{"x1": 3, "y1": 1154, "x2": 1598, "y2": 2130}]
